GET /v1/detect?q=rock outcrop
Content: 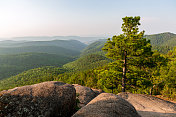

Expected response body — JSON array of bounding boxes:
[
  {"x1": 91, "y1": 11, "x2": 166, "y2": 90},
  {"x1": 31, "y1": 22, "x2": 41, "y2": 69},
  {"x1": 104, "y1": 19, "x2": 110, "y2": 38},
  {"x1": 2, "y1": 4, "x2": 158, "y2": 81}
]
[
  {"x1": 1, "y1": 81, "x2": 175, "y2": 117},
  {"x1": 73, "y1": 84, "x2": 97, "y2": 108},
  {"x1": 72, "y1": 93, "x2": 141, "y2": 117},
  {"x1": 0, "y1": 81, "x2": 76, "y2": 117},
  {"x1": 118, "y1": 92, "x2": 176, "y2": 117}
]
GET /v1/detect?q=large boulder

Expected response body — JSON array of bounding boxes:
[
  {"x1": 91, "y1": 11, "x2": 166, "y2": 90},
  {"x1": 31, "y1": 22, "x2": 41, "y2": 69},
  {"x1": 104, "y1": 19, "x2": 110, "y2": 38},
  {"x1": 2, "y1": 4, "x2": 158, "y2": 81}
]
[
  {"x1": 0, "y1": 81, "x2": 76, "y2": 117},
  {"x1": 72, "y1": 93, "x2": 141, "y2": 117},
  {"x1": 73, "y1": 84, "x2": 97, "y2": 108},
  {"x1": 118, "y1": 92, "x2": 176, "y2": 117}
]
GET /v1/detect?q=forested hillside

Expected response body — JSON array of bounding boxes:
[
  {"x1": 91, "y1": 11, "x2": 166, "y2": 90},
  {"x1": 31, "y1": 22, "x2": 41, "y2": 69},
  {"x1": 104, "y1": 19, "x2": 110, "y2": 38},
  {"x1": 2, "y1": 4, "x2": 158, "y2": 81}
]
[
  {"x1": 81, "y1": 39, "x2": 106, "y2": 56},
  {"x1": 63, "y1": 54, "x2": 110, "y2": 71},
  {"x1": 1, "y1": 49, "x2": 175, "y2": 99},
  {"x1": 0, "y1": 66, "x2": 66, "y2": 90},
  {"x1": 0, "y1": 40, "x2": 86, "y2": 80},
  {"x1": 0, "y1": 46, "x2": 81, "y2": 56},
  {"x1": 0, "y1": 53, "x2": 72, "y2": 80},
  {"x1": 145, "y1": 32, "x2": 176, "y2": 53},
  {"x1": 145, "y1": 32, "x2": 176, "y2": 46}
]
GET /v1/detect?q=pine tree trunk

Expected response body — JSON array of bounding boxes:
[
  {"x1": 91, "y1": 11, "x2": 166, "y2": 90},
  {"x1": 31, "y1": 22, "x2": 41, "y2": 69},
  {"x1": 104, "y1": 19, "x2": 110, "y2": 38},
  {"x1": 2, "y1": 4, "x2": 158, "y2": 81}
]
[
  {"x1": 150, "y1": 85, "x2": 155, "y2": 95},
  {"x1": 122, "y1": 51, "x2": 127, "y2": 92},
  {"x1": 112, "y1": 83, "x2": 113, "y2": 93},
  {"x1": 150, "y1": 87, "x2": 153, "y2": 95}
]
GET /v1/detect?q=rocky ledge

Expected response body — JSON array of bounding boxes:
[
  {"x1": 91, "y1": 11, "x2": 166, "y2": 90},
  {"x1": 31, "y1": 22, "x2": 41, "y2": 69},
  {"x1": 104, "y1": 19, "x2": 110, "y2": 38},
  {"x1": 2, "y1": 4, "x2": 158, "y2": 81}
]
[
  {"x1": 0, "y1": 81, "x2": 175, "y2": 117},
  {"x1": 0, "y1": 81, "x2": 76, "y2": 117}
]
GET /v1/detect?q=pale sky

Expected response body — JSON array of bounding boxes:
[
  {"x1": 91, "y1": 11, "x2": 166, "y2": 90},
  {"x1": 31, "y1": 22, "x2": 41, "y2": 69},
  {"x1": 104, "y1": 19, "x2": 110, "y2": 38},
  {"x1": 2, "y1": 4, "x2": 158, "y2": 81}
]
[{"x1": 0, "y1": 0, "x2": 176, "y2": 38}]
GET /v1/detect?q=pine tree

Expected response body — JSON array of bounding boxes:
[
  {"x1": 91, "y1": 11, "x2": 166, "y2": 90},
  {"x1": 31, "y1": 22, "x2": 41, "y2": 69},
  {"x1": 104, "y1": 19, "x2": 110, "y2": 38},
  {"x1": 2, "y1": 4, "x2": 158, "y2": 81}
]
[{"x1": 103, "y1": 16, "x2": 153, "y2": 92}]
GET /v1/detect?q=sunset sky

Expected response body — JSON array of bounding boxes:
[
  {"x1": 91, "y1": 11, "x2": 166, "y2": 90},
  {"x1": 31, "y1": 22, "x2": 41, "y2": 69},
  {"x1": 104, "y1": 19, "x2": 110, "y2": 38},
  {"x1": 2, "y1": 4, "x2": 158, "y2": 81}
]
[{"x1": 0, "y1": 0, "x2": 175, "y2": 39}]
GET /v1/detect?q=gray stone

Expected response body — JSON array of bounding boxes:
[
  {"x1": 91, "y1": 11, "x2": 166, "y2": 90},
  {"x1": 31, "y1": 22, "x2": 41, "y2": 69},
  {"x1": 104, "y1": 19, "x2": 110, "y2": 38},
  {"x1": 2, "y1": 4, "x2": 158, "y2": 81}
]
[
  {"x1": 118, "y1": 92, "x2": 176, "y2": 113},
  {"x1": 0, "y1": 81, "x2": 76, "y2": 117},
  {"x1": 72, "y1": 93, "x2": 141, "y2": 117},
  {"x1": 73, "y1": 84, "x2": 96, "y2": 108}
]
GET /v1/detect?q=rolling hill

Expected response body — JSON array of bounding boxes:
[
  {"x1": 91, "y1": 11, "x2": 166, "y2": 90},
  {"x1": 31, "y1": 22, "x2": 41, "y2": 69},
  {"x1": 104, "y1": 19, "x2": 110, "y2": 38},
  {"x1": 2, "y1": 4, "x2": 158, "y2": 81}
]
[
  {"x1": 145, "y1": 32, "x2": 176, "y2": 46},
  {"x1": 0, "y1": 53, "x2": 110, "y2": 91},
  {"x1": 0, "y1": 40, "x2": 87, "y2": 56},
  {"x1": 0, "y1": 66, "x2": 66, "y2": 91},
  {"x1": 81, "y1": 32, "x2": 176, "y2": 55},
  {"x1": 63, "y1": 54, "x2": 110, "y2": 71},
  {"x1": 0, "y1": 53, "x2": 73, "y2": 80},
  {"x1": 145, "y1": 32, "x2": 176, "y2": 53},
  {"x1": 0, "y1": 39, "x2": 87, "y2": 80},
  {"x1": 81, "y1": 39, "x2": 106, "y2": 56},
  {"x1": 0, "y1": 46, "x2": 81, "y2": 57}
]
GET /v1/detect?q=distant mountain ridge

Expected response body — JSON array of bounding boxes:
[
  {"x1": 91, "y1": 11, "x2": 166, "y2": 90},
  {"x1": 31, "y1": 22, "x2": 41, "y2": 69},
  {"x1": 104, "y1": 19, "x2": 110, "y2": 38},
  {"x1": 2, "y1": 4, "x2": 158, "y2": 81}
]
[
  {"x1": 0, "y1": 39, "x2": 87, "y2": 56},
  {"x1": 81, "y1": 32, "x2": 176, "y2": 54},
  {"x1": 145, "y1": 32, "x2": 176, "y2": 53},
  {"x1": 0, "y1": 36, "x2": 106, "y2": 44},
  {"x1": 145, "y1": 32, "x2": 176, "y2": 46},
  {"x1": 0, "y1": 39, "x2": 86, "y2": 50}
]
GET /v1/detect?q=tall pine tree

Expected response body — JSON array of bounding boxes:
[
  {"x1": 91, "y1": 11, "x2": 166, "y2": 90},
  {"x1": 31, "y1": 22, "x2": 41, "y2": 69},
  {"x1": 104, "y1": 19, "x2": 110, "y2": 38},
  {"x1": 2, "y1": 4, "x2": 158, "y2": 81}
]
[{"x1": 103, "y1": 16, "x2": 153, "y2": 92}]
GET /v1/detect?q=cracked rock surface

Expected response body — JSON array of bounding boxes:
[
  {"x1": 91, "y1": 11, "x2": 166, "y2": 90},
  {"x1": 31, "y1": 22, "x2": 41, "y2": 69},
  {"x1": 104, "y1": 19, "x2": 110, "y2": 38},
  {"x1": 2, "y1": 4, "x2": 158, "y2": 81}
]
[{"x1": 0, "y1": 81, "x2": 76, "y2": 117}]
